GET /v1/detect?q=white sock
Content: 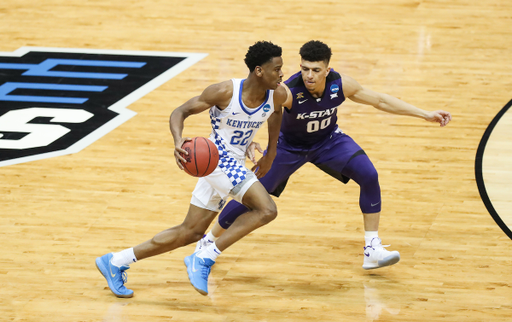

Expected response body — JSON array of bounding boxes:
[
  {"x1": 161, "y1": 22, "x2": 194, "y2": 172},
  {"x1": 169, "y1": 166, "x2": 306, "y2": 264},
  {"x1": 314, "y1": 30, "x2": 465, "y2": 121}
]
[
  {"x1": 111, "y1": 248, "x2": 137, "y2": 267},
  {"x1": 197, "y1": 242, "x2": 221, "y2": 262},
  {"x1": 205, "y1": 231, "x2": 219, "y2": 242},
  {"x1": 365, "y1": 231, "x2": 379, "y2": 246}
]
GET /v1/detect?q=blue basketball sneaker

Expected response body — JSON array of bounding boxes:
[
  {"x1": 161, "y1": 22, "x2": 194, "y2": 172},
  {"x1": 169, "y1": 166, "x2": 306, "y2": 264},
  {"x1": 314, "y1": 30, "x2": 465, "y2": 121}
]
[
  {"x1": 184, "y1": 253, "x2": 215, "y2": 295},
  {"x1": 95, "y1": 253, "x2": 134, "y2": 298}
]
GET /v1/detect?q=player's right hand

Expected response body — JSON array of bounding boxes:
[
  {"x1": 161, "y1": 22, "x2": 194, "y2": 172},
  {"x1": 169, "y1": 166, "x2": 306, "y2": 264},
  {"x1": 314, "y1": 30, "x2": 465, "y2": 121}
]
[
  {"x1": 246, "y1": 141, "x2": 264, "y2": 164},
  {"x1": 174, "y1": 137, "x2": 192, "y2": 170}
]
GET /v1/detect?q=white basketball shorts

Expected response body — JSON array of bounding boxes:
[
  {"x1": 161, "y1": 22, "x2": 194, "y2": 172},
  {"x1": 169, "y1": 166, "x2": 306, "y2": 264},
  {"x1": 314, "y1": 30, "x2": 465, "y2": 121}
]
[{"x1": 190, "y1": 158, "x2": 258, "y2": 212}]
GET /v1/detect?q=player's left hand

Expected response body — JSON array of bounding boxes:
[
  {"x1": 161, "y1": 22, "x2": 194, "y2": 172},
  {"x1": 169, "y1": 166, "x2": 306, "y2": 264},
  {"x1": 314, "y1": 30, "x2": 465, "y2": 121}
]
[
  {"x1": 246, "y1": 141, "x2": 264, "y2": 164},
  {"x1": 251, "y1": 151, "x2": 275, "y2": 178},
  {"x1": 426, "y1": 110, "x2": 452, "y2": 127}
]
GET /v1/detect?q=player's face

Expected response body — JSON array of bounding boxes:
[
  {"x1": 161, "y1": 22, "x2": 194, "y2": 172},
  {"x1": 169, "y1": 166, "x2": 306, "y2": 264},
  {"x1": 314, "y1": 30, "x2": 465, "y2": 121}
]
[
  {"x1": 300, "y1": 59, "x2": 330, "y2": 92},
  {"x1": 259, "y1": 57, "x2": 284, "y2": 90}
]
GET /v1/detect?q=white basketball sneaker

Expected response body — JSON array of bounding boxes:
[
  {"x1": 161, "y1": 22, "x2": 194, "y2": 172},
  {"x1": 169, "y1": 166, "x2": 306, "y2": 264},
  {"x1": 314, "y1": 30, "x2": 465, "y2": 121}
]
[
  {"x1": 194, "y1": 234, "x2": 215, "y2": 253},
  {"x1": 362, "y1": 237, "x2": 400, "y2": 270}
]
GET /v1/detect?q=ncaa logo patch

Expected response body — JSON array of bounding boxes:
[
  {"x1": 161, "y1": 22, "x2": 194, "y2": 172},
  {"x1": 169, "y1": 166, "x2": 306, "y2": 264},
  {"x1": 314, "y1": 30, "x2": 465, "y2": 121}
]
[
  {"x1": 0, "y1": 47, "x2": 207, "y2": 167},
  {"x1": 330, "y1": 84, "x2": 339, "y2": 93},
  {"x1": 262, "y1": 104, "x2": 271, "y2": 112}
]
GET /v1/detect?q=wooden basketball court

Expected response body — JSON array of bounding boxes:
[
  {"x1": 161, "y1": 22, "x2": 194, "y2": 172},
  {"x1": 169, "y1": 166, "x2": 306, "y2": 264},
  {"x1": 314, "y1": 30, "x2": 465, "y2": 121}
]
[{"x1": 1, "y1": 0, "x2": 511, "y2": 321}]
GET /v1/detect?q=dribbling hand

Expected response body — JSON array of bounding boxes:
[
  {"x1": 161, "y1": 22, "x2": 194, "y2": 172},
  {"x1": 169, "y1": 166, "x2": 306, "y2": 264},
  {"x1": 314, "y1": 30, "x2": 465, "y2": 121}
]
[{"x1": 174, "y1": 137, "x2": 192, "y2": 170}]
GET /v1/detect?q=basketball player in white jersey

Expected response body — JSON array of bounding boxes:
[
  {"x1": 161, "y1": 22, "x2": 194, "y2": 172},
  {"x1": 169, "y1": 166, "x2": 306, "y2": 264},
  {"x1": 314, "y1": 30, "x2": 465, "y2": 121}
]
[{"x1": 95, "y1": 41, "x2": 287, "y2": 297}]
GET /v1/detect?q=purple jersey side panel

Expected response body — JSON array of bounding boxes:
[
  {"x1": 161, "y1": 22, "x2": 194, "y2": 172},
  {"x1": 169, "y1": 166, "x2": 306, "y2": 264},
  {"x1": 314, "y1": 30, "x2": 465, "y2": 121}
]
[{"x1": 282, "y1": 70, "x2": 345, "y2": 148}]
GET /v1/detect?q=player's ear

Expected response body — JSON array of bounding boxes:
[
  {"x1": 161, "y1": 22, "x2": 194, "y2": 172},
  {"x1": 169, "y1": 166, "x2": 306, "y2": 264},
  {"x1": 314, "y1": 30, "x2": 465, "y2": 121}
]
[
  {"x1": 255, "y1": 66, "x2": 263, "y2": 77},
  {"x1": 326, "y1": 67, "x2": 331, "y2": 77}
]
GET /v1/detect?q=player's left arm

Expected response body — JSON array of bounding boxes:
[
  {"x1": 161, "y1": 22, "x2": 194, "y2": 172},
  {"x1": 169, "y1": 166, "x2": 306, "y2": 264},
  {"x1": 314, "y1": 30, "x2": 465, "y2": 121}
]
[
  {"x1": 281, "y1": 82, "x2": 293, "y2": 110},
  {"x1": 251, "y1": 86, "x2": 286, "y2": 178},
  {"x1": 246, "y1": 83, "x2": 290, "y2": 165},
  {"x1": 342, "y1": 74, "x2": 452, "y2": 127}
]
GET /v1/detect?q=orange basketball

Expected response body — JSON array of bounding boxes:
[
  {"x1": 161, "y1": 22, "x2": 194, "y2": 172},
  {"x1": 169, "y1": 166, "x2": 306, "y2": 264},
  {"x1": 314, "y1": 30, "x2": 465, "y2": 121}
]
[{"x1": 180, "y1": 137, "x2": 219, "y2": 177}]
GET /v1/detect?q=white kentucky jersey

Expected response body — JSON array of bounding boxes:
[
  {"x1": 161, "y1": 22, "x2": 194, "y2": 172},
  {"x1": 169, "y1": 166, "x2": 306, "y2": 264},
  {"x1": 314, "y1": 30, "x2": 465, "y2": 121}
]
[{"x1": 209, "y1": 78, "x2": 275, "y2": 186}]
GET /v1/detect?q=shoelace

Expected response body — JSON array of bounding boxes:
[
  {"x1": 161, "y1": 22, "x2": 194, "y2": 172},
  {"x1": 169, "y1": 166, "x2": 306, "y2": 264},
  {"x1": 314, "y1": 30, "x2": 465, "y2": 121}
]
[
  {"x1": 371, "y1": 244, "x2": 391, "y2": 249},
  {"x1": 121, "y1": 271, "x2": 128, "y2": 284},
  {"x1": 201, "y1": 264, "x2": 211, "y2": 279},
  {"x1": 365, "y1": 242, "x2": 391, "y2": 251},
  {"x1": 367, "y1": 237, "x2": 391, "y2": 249}
]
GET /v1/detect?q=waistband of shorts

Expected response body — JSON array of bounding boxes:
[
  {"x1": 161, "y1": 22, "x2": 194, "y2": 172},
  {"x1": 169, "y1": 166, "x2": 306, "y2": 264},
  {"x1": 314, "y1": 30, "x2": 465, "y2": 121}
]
[{"x1": 279, "y1": 126, "x2": 343, "y2": 154}]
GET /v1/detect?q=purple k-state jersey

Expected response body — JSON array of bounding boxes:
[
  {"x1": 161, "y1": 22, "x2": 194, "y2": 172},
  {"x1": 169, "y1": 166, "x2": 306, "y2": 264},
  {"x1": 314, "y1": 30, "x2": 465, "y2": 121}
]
[{"x1": 281, "y1": 70, "x2": 345, "y2": 148}]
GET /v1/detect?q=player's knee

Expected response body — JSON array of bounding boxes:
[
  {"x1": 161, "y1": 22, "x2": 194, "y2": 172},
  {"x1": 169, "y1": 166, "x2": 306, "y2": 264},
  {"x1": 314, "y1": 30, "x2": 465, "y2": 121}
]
[
  {"x1": 368, "y1": 167, "x2": 379, "y2": 184},
  {"x1": 258, "y1": 202, "x2": 278, "y2": 225},
  {"x1": 359, "y1": 166, "x2": 379, "y2": 187}
]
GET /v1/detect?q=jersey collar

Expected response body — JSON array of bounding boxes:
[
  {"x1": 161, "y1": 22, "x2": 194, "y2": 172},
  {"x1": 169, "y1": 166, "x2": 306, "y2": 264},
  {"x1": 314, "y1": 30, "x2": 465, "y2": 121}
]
[{"x1": 238, "y1": 79, "x2": 270, "y2": 115}]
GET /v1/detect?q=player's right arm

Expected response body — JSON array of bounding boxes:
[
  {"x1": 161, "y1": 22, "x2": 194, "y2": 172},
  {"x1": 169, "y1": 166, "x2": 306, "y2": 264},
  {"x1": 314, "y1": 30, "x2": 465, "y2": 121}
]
[{"x1": 170, "y1": 81, "x2": 233, "y2": 169}]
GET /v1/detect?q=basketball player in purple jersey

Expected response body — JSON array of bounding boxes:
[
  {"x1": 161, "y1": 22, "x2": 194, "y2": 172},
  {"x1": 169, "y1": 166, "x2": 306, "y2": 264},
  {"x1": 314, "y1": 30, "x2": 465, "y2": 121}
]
[
  {"x1": 196, "y1": 40, "x2": 452, "y2": 270},
  {"x1": 95, "y1": 41, "x2": 287, "y2": 297}
]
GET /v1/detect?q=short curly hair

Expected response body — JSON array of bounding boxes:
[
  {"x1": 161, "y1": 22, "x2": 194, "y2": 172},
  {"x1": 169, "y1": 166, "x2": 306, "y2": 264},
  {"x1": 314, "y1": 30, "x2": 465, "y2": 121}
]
[
  {"x1": 299, "y1": 40, "x2": 332, "y2": 64},
  {"x1": 244, "y1": 41, "x2": 282, "y2": 72}
]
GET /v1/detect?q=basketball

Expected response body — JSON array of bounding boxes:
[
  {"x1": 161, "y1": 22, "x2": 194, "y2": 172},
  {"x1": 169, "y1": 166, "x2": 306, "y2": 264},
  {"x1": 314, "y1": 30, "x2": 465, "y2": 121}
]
[{"x1": 180, "y1": 137, "x2": 219, "y2": 177}]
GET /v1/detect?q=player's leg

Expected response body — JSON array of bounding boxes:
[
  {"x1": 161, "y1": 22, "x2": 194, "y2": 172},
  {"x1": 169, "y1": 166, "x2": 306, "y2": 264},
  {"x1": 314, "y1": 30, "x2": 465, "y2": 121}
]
[
  {"x1": 95, "y1": 204, "x2": 217, "y2": 298},
  {"x1": 132, "y1": 205, "x2": 218, "y2": 297},
  {"x1": 339, "y1": 151, "x2": 382, "y2": 231},
  {"x1": 312, "y1": 131, "x2": 399, "y2": 269},
  {"x1": 197, "y1": 180, "x2": 277, "y2": 254},
  {"x1": 133, "y1": 205, "x2": 218, "y2": 260},
  {"x1": 218, "y1": 145, "x2": 303, "y2": 231},
  {"x1": 194, "y1": 220, "x2": 225, "y2": 253},
  {"x1": 216, "y1": 181, "x2": 277, "y2": 250},
  {"x1": 340, "y1": 153, "x2": 399, "y2": 269},
  {"x1": 195, "y1": 144, "x2": 307, "y2": 252},
  {"x1": 194, "y1": 193, "x2": 256, "y2": 253},
  {"x1": 195, "y1": 188, "x2": 260, "y2": 253},
  {"x1": 96, "y1": 176, "x2": 221, "y2": 298},
  {"x1": 195, "y1": 186, "x2": 272, "y2": 251},
  {"x1": 186, "y1": 180, "x2": 276, "y2": 295}
]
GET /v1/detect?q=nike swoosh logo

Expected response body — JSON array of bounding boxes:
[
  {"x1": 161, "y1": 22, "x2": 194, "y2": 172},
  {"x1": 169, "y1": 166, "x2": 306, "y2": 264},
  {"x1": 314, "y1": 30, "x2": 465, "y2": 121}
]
[
  {"x1": 364, "y1": 252, "x2": 370, "y2": 257},
  {"x1": 192, "y1": 257, "x2": 198, "y2": 272},
  {"x1": 371, "y1": 201, "x2": 380, "y2": 207},
  {"x1": 232, "y1": 112, "x2": 240, "y2": 115},
  {"x1": 298, "y1": 99, "x2": 308, "y2": 104},
  {"x1": 109, "y1": 259, "x2": 116, "y2": 278}
]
